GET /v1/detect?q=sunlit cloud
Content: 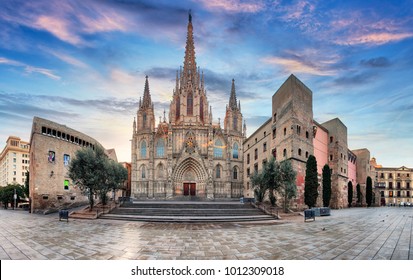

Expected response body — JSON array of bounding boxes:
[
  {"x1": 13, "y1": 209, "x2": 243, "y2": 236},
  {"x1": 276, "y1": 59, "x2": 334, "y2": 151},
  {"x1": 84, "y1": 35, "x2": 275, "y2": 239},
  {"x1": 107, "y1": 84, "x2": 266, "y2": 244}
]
[
  {"x1": 336, "y1": 32, "x2": 413, "y2": 46},
  {"x1": 0, "y1": 57, "x2": 60, "y2": 80},
  {"x1": 198, "y1": 0, "x2": 264, "y2": 13},
  {"x1": 261, "y1": 56, "x2": 338, "y2": 76},
  {"x1": 47, "y1": 50, "x2": 89, "y2": 68}
]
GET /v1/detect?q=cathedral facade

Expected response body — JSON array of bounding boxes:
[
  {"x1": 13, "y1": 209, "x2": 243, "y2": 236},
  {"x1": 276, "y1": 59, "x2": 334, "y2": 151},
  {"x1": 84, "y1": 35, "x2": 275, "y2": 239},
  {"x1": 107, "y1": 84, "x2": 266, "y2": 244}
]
[{"x1": 131, "y1": 13, "x2": 245, "y2": 200}]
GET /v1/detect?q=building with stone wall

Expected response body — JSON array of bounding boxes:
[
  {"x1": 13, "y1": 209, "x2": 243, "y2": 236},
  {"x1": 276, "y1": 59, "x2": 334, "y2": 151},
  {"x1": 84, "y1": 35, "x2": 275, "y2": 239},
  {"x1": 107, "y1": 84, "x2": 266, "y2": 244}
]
[
  {"x1": 352, "y1": 148, "x2": 376, "y2": 206},
  {"x1": 0, "y1": 136, "x2": 30, "y2": 186},
  {"x1": 372, "y1": 159, "x2": 412, "y2": 206},
  {"x1": 29, "y1": 117, "x2": 107, "y2": 213},
  {"x1": 243, "y1": 118, "x2": 272, "y2": 198},
  {"x1": 245, "y1": 74, "x2": 373, "y2": 209},
  {"x1": 131, "y1": 12, "x2": 245, "y2": 200}
]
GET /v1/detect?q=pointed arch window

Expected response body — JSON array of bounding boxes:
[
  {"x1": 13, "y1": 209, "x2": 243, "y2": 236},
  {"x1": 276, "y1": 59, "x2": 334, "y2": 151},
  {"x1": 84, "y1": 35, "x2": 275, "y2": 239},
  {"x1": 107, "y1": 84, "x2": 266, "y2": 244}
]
[
  {"x1": 200, "y1": 96, "x2": 204, "y2": 122},
  {"x1": 156, "y1": 138, "x2": 165, "y2": 157},
  {"x1": 214, "y1": 139, "x2": 223, "y2": 158},
  {"x1": 141, "y1": 165, "x2": 146, "y2": 179},
  {"x1": 233, "y1": 115, "x2": 238, "y2": 131},
  {"x1": 140, "y1": 140, "x2": 147, "y2": 158},
  {"x1": 215, "y1": 165, "x2": 221, "y2": 179},
  {"x1": 157, "y1": 163, "x2": 164, "y2": 179},
  {"x1": 143, "y1": 113, "x2": 147, "y2": 128},
  {"x1": 176, "y1": 96, "x2": 180, "y2": 120},
  {"x1": 187, "y1": 92, "x2": 193, "y2": 115},
  {"x1": 233, "y1": 142, "x2": 239, "y2": 159},
  {"x1": 233, "y1": 167, "x2": 238, "y2": 180}
]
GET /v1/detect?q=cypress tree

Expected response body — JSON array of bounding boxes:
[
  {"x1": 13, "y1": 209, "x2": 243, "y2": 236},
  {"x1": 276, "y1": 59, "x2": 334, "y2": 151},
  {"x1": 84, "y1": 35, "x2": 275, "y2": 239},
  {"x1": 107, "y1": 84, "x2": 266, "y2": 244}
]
[
  {"x1": 304, "y1": 155, "x2": 318, "y2": 208},
  {"x1": 322, "y1": 164, "x2": 331, "y2": 207},
  {"x1": 347, "y1": 181, "x2": 353, "y2": 207},
  {"x1": 366, "y1": 176, "x2": 373, "y2": 207},
  {"x1": 356, "y1": 183, "x2": 361, "y2": 205}
]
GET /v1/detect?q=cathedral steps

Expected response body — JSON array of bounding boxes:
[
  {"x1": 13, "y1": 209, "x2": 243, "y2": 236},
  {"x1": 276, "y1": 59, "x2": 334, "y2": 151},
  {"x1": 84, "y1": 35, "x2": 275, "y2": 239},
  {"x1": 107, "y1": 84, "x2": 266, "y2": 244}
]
[{"x1": 100, "y1": 201, "x2": 275, "y2": 223}]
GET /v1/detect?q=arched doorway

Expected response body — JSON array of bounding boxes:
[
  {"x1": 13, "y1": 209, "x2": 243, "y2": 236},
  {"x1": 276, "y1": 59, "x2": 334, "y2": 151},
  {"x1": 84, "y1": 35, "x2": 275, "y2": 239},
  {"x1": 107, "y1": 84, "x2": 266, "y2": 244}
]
[{"x1": 172, "y1": 157, "x2": 208, "y2": 198}]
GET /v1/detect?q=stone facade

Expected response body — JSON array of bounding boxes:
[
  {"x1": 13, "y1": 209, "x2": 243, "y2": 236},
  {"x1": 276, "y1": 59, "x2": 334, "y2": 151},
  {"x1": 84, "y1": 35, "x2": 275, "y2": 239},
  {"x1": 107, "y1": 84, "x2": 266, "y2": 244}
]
[
  {"x1": 373, "y1": 160, "x2": 412, "y2": 206},
  {"x1": 322, "y1": 118, "x2": 349, "y2": 209},
  {"x1": 0, "y1": 136, "x2": 30, "y2": 186},
  {"x1": 29, "y1": 117, "x2": 104, "y2": 213},
  {"x1": 352, "y1": 148, "x2": 376, "y2": 206},
  {"x1": 245, "y1": 74, "x2": 375, "y2": 209},
  {"x1": 271, "y1": 74, "x2": 315, "y2": 209},
  {"x1": 243, "y1": 118, "x2": 272, "y2": 198},
  {"x1": 131, "y1": 13, "x2": 245, "y2": 200}
]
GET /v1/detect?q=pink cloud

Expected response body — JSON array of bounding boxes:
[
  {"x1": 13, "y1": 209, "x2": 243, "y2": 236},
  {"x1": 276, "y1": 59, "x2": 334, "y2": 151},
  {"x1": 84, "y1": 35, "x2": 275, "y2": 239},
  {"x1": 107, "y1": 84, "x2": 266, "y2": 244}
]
[
  {"x1": 0, "y1": 56, "x2": 60, "y2": 80},
  {"x1": 336, "y1": 32, "x2": 413, "y2": 46},
  {"x1": 199, "y1": 0, "x2": 264, "y2": 13}
]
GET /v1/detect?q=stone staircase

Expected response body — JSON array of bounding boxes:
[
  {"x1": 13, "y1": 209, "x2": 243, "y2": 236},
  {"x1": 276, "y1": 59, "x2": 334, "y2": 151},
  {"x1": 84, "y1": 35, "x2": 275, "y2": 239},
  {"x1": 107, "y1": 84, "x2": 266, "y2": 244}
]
[{"x1": 100, "y1": 200, "x2": 276, "y2": 222}]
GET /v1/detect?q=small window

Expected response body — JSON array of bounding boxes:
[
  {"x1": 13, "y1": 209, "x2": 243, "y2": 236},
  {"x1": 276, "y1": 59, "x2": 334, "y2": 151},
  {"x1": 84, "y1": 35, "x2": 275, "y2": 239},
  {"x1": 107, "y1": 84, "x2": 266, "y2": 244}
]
[
  {"x1": 306, "y1": 151, "x2": 309, "y2": 158},
  {"x1": 42, "y1": 195, "x2": 49, "y2": 200},
  {"x1": 57, "y1": 195, "x2": 63, "y2": 200},
  {"x1": 284, "y1": 128, "x2": 287, "y2": 136},
  {"x1": 64, "y1": 154, "x2": 70, "y2": 166},
  {"x1": 330, "y1": 155, "x2": 333, "y2": 161},
  {"x1": 64, "y1": 180, "x2": 69, "y2": 190},
  {"x1": 264, "y1": 131, "x2": 266, "y2": 137},
  {"x1": 389, "y1": 182, "x2": 393, "y2": 188},
  {"x1": 298, "y1": 149, "x2": 302, "y2": 156},
  {"x1": 254, "y1": 163, "x2": 258, "y2": 174},
  {"x1": 254, "y1": 148, "x2": 258, "y2": 160},
  {"x1": 233, "y1": 167, "x2": 238, "y2": 180},
  {"x1": 283, "y1": 149, "x2": 287, "y2": 157},
  {"x1": 306, "y1": 131, "x2": 309, "y2": 139},
  {"x1": 48, "y1": 151, "x2": 55, "y2": 163},
  {"x1": 247, "y1": 168, "x2": 250, "y2": 177},
  {"x1": 247, "y1": 154, "x2": 250, "y2": 164},
  {"x1": 70, "y1": 196, "x2": 76, "y2": 201},
  {"x1": 273, "y1": 113, "x2": 277, "y2": 122},
  {"x1": 389, "y1": 173, "x2": 393, "y2": 179},
  {"x1": 272, "y1": 128, "x2": 276, "y2": 139},
  {"x1": 263, "y1": 142, "x2": 267, "y2": 152}
]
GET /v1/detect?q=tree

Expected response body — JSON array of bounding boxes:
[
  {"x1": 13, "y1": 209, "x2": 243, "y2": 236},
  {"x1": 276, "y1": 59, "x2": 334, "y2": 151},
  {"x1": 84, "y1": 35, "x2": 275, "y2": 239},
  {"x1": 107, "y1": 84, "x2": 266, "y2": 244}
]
[
  {"x1": 304, "y1": 155, "x2": 318, "y2": 208},
  {"x1": 250, "y1": 157, "x2": 281, "y2": 206},
  {"x1": 356, "y1": 183, "x2": 361, "y2": 205},
  {"x1": 98, "y1": 159, "x2": 128, "y2": 205},
  {"x1": 322, "y1": 164, "x2": 331, "y2": 207},
  {"x1": 68, "y1": 146, "x2": 108, "y2": 210},
  {"x1": 23, "y1": 171, "x2": 30, "y2": 198},
  {"x1": 366, "y1": 176, "x2": 373, "y2": 207},
  {"x1": 279, "y1": 160, "x2": 297, "y2": 213},
  {"x1": 347, "y1": 181, "x2": 353, "y2": 207},
  {"x1": 0, "y1": 184, "x2": 24, "y2": 209}
]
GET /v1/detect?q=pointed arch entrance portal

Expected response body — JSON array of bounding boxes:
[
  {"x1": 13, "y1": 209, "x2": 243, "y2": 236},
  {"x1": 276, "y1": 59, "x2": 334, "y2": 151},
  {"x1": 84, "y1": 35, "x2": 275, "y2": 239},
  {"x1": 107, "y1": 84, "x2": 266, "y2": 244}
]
[
  {"x1": 172, "y1": 157, "x2": 208, "y2": 198},
  {"x1": 183, "y1": 170, "x2": 196, "y2": 196}
]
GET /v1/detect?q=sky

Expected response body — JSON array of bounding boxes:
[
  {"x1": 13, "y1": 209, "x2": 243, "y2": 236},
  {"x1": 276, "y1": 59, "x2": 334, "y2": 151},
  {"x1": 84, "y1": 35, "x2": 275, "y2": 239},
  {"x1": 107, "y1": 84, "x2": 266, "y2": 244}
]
[{"x1": 0, "y1": 0, "x2": 413, "y2": 167}]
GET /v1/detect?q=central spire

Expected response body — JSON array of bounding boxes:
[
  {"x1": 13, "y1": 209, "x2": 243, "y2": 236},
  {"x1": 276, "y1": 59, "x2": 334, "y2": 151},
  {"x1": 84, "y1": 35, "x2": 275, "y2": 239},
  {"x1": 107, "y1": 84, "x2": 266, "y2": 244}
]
[{"x1": 183, "y1": 10, "x2": 197, "y2": 85}]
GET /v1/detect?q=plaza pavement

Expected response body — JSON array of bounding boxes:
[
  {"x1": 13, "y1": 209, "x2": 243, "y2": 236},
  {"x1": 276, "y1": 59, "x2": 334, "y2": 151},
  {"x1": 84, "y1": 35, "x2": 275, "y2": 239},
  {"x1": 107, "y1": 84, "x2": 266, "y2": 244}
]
[{"x1": 0, "y1": 207, "x2": 412, "y2": 260}]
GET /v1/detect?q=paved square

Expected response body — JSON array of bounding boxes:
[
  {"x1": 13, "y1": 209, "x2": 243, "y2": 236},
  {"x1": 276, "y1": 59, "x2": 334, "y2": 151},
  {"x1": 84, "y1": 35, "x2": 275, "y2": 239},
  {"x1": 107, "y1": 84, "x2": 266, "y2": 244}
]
[{"x1": 0, "y1": 207, "x2": 412, "y2": 260}]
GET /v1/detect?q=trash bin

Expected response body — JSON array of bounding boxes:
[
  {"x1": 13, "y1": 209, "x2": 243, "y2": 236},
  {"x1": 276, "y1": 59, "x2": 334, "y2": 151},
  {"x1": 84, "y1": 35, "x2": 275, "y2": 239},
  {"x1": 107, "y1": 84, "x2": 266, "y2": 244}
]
[
  {"x1": 59, "y1": 210, "x2": 69, "y2": 222},
  {"x1": 304, "y1": 209, "x2": 315, "y2": 222},
  {"x1": 320, "y1": 207, "x2": 331, "y2": 216}
]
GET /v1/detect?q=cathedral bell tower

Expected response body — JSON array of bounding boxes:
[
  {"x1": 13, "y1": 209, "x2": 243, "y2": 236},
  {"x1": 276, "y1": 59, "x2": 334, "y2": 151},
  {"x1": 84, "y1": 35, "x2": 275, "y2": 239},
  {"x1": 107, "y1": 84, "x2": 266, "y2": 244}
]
[
  {"x1": 169, "y1": 11, "x2": 210, "y2": 126},
  {"x1": 224, "y1": 79, "x2": 243, "y2": 135},
  {"x1": 135, "y1": 76, "x2": 155, "y2": 133}
]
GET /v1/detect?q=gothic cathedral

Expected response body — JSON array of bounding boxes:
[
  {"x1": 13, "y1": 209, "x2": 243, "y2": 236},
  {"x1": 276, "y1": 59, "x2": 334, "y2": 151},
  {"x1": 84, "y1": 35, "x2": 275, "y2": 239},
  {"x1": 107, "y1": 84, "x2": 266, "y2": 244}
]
[{"x1": 131, "y1": 12, "x2": 245, "y2": 200}]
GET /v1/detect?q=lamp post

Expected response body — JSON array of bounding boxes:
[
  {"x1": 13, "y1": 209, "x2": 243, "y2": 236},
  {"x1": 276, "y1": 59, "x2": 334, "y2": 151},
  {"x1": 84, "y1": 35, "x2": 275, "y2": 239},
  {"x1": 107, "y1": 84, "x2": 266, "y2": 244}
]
[{"x1": 13, "y1": 188, "x2": 17, "y2": 210}]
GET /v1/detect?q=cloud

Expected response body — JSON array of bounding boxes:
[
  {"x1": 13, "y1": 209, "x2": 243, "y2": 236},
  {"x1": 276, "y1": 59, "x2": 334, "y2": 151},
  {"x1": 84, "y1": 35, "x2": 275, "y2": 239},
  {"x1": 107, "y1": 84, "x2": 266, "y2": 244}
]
[
  {"x1": 0, "y1": 0, "x2": 130, "y2": 47},
  {"x1": 198, "y1": 0, "x2": 264, "y2": 13},
  {"x1": 0, "y1": 57, "x2": 61, "y2": 80},
  {"x1": 360, "y1": 57, "x2": 391, "y2": 68},
  {"x1": 336, "y1": 32, "x2": 413, "y2": 46},
  {"x1": 333, "y1": 72, "x2": 377, "y2": 86},
  {"x1": 261, "y1": 55, "x2": 338, "y2": 76},
  {"x1": 146, "y1": 67, "x2": 177, "y2": 80}
]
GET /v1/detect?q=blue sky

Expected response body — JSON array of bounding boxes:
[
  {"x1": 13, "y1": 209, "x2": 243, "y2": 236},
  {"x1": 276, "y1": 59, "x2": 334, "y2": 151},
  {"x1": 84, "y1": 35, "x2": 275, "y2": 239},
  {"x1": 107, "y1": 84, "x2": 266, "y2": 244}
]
[{"x1": 1, "y1": 0, "x2": 412, "y2": 167}]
